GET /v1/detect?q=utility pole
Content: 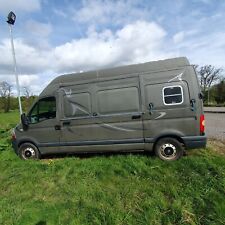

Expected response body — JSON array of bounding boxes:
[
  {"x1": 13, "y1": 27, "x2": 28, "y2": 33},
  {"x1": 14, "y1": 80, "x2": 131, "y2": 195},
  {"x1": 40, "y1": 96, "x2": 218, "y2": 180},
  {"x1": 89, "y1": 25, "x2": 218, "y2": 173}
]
[
  {"x1": 7, "y1": 11, "x2": 23, "y2": 115},
  {"x1": 208, "y1": 88, "x2": 210, "y2": 105}
]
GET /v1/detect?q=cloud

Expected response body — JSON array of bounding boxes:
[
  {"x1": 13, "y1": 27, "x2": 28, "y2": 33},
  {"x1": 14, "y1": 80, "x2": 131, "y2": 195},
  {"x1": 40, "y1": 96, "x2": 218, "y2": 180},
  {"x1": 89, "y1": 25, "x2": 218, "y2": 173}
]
[
  {"x1": 18, "y1": 75, "x2": 39, "y2": 87},
  {"x1": 1, "y1": 16, "x2": 225, "y2": 95},
  {"x1": 0, "y1": 0, "x2": 41, "y2": 13},
  {"x1": 53, "y1": 8, "x2": 67, "y2": 18},
  {"x1": 196, "y1": 0, "x2": 212, "y2": 4},
  {"x1": 0, "y1": 38, "x2": 52, "y2": 74},
  {"x1": 25, "y1": 20, "x2": 53, "y2": 38},
  {"x1": 23, "y1": 20, "x2": 53, "y2": 49},
  {"x1": 1, "y1": 20, "x2": 168, "y2": 74},
  {"x1": 73, "y1": 0, "x2": 150, "y2": 26},
  {"x1": 0, "y1": 74, "x2": 40, "y2": 95},
  {"x1": 0, "y1": 20, "x2": 171, "y2": 93},
  {"x1": 171, "y1": 28, "x2": 225, "y2": 68},
  {"x1": 53, "y1": 20, "x2": 168, "y2": 72},
  {"x1": 173, "y1": 32, "x2": 185, "y2": 44},
  {"x1": 173, "y1": 30, "x2": 199, "y2": 45}
]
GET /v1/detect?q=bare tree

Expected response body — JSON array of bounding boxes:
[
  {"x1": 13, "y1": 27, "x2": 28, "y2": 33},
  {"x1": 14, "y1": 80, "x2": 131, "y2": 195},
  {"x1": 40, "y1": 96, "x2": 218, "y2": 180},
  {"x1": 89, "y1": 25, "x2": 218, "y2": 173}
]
[
  {"x1": 23, "y1": 86, "x2": 32, "y2": 98},
  {"x1": 0, "y1": 81, "x2": 13, "y2": 112},
  {"x1": 195, "y1": 65, "x2": 223, "y2": 93},
  {"x1": 23, "y1": 86, "x2": 32, "y2": 110}
]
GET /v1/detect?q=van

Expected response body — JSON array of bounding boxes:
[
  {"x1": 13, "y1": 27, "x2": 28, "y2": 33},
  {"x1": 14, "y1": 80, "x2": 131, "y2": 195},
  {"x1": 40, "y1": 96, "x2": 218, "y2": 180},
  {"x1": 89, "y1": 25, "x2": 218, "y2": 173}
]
[{"x1": 12, "y1": 57, "x2": 207, "y2": 161}]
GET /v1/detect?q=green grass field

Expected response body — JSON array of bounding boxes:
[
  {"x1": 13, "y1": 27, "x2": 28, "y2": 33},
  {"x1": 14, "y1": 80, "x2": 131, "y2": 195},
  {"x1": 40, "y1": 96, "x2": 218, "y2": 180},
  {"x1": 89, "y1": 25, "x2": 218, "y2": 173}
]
[{"x1": 0, "y1": 111, "x2": 225, "y2": 225}]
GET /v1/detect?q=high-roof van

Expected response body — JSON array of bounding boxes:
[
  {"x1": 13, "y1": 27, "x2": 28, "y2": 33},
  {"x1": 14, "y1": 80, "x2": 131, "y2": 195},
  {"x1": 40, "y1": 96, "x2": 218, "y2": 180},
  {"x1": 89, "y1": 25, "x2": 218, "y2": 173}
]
[{"x1": 12, "y1": 57, "x2": 206, "y2": 161}]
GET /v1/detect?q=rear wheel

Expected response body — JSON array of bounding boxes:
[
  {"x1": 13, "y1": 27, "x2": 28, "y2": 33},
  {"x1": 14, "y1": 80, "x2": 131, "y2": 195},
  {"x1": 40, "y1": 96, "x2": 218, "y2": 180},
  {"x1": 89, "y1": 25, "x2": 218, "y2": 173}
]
[
  {"x1": 18, "y1": 143, "x2": 40, "y2": 160},
  {"x1": 155, "y1": 137, "x2": 184, "y2": 161}
]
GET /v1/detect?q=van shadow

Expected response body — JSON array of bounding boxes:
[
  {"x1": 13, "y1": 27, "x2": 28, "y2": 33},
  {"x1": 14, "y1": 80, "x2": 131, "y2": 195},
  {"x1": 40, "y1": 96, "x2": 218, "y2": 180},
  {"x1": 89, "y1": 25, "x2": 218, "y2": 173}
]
[
  {"x1": 35, "y1": 221, "x2": 46, "y2": 225},
  {"x1": 41, "y1": 150, "x2": 155, "y2": 160}
]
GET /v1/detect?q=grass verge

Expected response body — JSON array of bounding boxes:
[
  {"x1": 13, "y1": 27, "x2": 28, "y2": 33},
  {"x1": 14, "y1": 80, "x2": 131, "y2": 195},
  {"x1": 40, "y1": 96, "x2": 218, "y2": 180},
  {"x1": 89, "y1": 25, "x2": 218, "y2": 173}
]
[{"x1": 0, "y1": 112, "x2": 225, "y2": 225}]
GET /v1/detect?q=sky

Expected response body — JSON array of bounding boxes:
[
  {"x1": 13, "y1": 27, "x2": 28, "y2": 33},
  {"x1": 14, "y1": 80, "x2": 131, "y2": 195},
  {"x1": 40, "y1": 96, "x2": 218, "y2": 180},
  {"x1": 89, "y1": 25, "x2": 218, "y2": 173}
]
[{"x1": 0, "y1": 0, "x2": 225, "y2": 95}]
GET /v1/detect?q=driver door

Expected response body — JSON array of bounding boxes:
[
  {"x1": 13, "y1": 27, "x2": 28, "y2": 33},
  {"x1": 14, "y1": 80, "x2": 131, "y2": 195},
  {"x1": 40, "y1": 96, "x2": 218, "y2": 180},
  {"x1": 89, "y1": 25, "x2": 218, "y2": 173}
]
[{"x1": 27, "y1": 96, "x2": 60, "y2": 152}]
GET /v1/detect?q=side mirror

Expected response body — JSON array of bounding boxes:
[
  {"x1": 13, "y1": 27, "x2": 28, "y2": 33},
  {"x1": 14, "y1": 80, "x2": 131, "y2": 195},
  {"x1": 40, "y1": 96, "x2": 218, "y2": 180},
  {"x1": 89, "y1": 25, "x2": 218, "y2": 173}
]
[
  {"x1": 21, "y1": 113, "x2": 29, "y2": 130},
  {"x1": 199, "y1": 92, "x2": 204, "y2": 99}
]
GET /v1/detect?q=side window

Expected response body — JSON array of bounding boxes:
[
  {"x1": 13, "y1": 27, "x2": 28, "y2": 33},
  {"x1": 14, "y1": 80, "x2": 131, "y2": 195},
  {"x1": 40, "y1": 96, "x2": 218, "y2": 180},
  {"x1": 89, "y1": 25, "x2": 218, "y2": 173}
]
[
  {"x1": 97, "y1": 87, "x2": 140, "y2": 115},
  {"x1": 63, "y1": 92, "x2": 91, "y2": 118},
  {"x1": 29, "y1": 103, "x2": 38, "y2": 123},
  {"x1": 163, "y1": 85, "x2": 183, "y2": 105},
  {"x1": 29, "y1": 97, "x2": 56, "y2": 123}
]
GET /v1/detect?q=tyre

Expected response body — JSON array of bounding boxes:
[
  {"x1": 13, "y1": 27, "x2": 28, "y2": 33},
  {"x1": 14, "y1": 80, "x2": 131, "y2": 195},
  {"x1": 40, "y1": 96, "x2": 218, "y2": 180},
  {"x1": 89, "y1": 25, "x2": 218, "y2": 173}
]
[
  {"x1": 18, "y1": 143, "x2": 40, "y2": 160},
  {"x1": 154, "y1": 137, "x2": 184, "y2": 161}
]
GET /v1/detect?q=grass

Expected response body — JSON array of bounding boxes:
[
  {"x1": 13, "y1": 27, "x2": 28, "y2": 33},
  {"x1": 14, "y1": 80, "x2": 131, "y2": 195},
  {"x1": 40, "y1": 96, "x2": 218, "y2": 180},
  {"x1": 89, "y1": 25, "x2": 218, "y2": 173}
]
[
  {"x1": 0, "y1": 111, "x2": 19, "y2": 152},
  {"x1": 0, "y1": 110, "x2": 20, "y2": 127},
  {"x1": 0, "y1": 111, "x2": 225, "y2": 225}
]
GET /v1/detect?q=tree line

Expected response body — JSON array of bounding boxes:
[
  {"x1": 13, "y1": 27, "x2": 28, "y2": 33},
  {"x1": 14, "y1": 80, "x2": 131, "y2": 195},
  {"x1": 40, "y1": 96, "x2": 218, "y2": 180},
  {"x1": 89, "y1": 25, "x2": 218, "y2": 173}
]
[
  {"x1": 0, "y1": 64, "x2": 225, "y2": 113},
  {"x1": 0, "y1": 82, "x2": 36, "y2": 113},
  {"x1": 195, "y1": 65, "x2": 225, "y2": 105}
]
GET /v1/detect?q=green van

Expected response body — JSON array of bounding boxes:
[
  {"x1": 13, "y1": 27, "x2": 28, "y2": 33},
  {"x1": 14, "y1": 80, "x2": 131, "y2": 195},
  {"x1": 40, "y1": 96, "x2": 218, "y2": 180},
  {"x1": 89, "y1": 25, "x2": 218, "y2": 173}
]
[{"x1": 12, "y1": 57, "x2": 206, "y2": 161}]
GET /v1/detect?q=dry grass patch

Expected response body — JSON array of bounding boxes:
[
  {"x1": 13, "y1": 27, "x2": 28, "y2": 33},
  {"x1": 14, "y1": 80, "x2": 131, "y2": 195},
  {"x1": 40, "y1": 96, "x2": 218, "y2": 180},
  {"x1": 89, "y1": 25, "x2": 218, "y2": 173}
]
[{"x1": 208, "y1": 138, "x2": 225, "y2": 155}]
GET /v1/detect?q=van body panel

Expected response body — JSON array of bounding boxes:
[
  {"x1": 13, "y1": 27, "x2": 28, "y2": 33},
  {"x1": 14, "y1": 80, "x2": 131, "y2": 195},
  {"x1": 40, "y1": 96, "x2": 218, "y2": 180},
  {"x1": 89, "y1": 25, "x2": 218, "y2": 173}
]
[
  {"x1": 13, "y1": 122, "x2": 60, "y2": 154},
  {"x1": 12, "y1": 57, "x2": 207, "y2": 157},
  {"x1": 182, "y1": 136, "x2": 206, "y2": 149},
  {"x1": 14, "y1": 95, "x2": 60, "y2": 154},
  {"x1": 140, "y1": 67, "x2": 199, "y2": 140},
  {"x1": 57, "y1": 76, "x2": 144, "y2": 153}
]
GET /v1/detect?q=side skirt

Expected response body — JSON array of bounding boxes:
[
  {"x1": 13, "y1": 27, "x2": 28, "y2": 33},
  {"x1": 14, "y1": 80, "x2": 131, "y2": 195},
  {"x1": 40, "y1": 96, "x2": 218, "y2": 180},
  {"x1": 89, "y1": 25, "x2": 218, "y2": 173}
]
[
  {"x1": 39, "y1": 143, "x2": 145, "y2": 155},
  {"x1": 38, "y1": 139, "x2": 145, "y2": 155}
]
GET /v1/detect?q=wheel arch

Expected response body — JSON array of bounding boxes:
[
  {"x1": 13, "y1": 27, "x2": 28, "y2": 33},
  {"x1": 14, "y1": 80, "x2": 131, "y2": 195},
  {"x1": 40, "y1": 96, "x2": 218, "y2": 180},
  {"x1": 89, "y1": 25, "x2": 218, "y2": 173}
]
[
  {"x1": 18, "y1": 138, "x2": 39, "y2": 149},
  {"x1": 153, "y1": 134, "x2": 184, "y2": 151}
]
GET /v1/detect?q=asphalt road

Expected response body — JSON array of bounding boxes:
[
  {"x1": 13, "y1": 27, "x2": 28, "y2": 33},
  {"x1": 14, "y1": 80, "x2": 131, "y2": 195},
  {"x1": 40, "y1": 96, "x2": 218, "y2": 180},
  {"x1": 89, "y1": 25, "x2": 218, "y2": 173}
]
[
  {"x1": 205, "y1": 113, "x2": 225, "y2": 141},
  {"x1": 204, "y1": 107, "x2": 225, "y2": 113}
]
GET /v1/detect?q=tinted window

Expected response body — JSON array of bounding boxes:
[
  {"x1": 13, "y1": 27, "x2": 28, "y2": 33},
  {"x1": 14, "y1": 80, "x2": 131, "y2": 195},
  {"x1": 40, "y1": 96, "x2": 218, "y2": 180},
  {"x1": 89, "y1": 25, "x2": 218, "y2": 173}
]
[
  {"x1": 29, "y1": 97, "x2": 56, "y2": 123},
  {"x1": 163, "y1": 86, "x2": 183, "y2": 105},
  {"x1": 97, "y1": 87, "x2": 140, "y2": 115},
  {"x1": 164, "y1": 86, "x2": 181, "y2": 95},
  {"x1": 63, "y1": 92, "x2": 91, "y2": 117},
  {"x1": 164, "y1": 95, "x2": 183, "y2": 104}
]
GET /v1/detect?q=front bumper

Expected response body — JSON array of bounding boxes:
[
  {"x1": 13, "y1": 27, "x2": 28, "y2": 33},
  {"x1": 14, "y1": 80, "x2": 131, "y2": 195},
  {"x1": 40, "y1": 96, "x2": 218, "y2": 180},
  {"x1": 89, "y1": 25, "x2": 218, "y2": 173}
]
[
  {"x1": 12, "y1": 139, "x2": 19, "y2": 154},
  {"x1": 182, "y1": 136, "x2": 207, "y2": 149}
]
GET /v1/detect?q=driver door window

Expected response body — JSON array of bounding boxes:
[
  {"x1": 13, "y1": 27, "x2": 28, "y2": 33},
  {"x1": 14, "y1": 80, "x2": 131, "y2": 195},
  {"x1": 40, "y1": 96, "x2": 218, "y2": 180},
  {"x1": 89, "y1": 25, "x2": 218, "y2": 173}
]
[{"x1": 29, "y1": 97, "x2": 56, "y2": 124}]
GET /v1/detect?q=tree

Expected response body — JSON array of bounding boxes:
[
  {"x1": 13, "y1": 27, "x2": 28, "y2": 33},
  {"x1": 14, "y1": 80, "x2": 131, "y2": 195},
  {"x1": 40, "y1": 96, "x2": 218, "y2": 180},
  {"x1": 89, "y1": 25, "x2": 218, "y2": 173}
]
[
  {"x1": 0, "y1": 81, "x2": 13, "y2": 112},
  {"x1": 23, "y1": 86, "x2": 31, "y2": 98},
  {"x1": 22, "y1": 86, "x2": 32, "y2": 111},
  {"x1": 195, "y1": 65, "x2": 223, "y2": 103},
  {"x1": 214, "y1": 79, "x2": 225, "y2": 104},
  {"x1": 196, "y1": 65, "x2": 222, "y2": 92}
]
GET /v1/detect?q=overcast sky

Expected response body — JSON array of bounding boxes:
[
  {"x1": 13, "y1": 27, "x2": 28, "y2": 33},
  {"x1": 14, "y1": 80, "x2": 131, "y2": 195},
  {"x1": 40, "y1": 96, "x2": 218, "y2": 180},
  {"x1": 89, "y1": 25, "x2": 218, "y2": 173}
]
[{"x1": 0, "y1": 0, "x2": 225, "y2": 95}]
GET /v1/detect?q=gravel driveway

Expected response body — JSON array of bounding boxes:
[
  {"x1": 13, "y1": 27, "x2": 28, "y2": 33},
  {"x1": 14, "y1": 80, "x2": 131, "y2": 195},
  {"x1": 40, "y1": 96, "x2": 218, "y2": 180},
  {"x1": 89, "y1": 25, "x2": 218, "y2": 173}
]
[{"x1": 205, "y1": 113, "x2": 225, "y2": 141}]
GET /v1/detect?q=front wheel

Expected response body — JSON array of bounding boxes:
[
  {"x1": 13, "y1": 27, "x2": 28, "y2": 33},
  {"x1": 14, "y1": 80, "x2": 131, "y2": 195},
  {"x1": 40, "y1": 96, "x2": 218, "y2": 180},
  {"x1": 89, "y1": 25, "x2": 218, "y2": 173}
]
[
  {"x1": 18, "y1": 143, "x2": 40, "y2": 160},
  {"x1": 154, "y1": 138, "x2": 184, "y2": 161}
]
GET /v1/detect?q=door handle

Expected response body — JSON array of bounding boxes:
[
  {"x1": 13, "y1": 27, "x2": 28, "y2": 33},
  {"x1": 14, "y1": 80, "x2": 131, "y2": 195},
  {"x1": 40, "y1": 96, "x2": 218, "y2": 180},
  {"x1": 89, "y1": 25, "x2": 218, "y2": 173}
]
[
  {"x1": 55, "y1": 125, "x2": 61, "y2": 130},
  {"x1": 63, "y1": 121, "x2": 71, "y2": 126},
  {"x1": 190, "y1": 99, "x2": 196, "y2": 111},
  {"x1": 149, "y1": 103, "x2": 154, "y2": 115},
  {"x1": 132, "y1": 114, "x2": 141, "y2": 119}
]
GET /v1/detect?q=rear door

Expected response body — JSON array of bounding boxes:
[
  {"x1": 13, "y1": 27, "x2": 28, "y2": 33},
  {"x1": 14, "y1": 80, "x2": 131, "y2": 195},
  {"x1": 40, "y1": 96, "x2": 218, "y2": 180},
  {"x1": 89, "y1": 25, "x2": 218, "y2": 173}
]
[{"x1": 140, "y1": 71, "x2": 197, "y2": 141}]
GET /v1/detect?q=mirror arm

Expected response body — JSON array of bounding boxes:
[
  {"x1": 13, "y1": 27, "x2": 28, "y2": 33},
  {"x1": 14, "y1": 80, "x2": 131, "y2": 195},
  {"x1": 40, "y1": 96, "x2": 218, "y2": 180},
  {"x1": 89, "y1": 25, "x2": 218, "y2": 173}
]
[{"x1": 21, "y1": 113, "x2": 29, "y2": 130}]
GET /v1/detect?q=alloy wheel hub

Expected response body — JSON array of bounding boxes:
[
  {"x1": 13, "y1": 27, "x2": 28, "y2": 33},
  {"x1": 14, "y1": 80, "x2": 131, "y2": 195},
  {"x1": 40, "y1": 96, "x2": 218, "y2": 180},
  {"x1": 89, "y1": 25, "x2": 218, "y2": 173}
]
[
  {"x1": 23, "y1": 147, "x2": 35, "y2": 159},
  {"x1": 160, "y1": 143, "x2": 176, "y2": 158}
]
